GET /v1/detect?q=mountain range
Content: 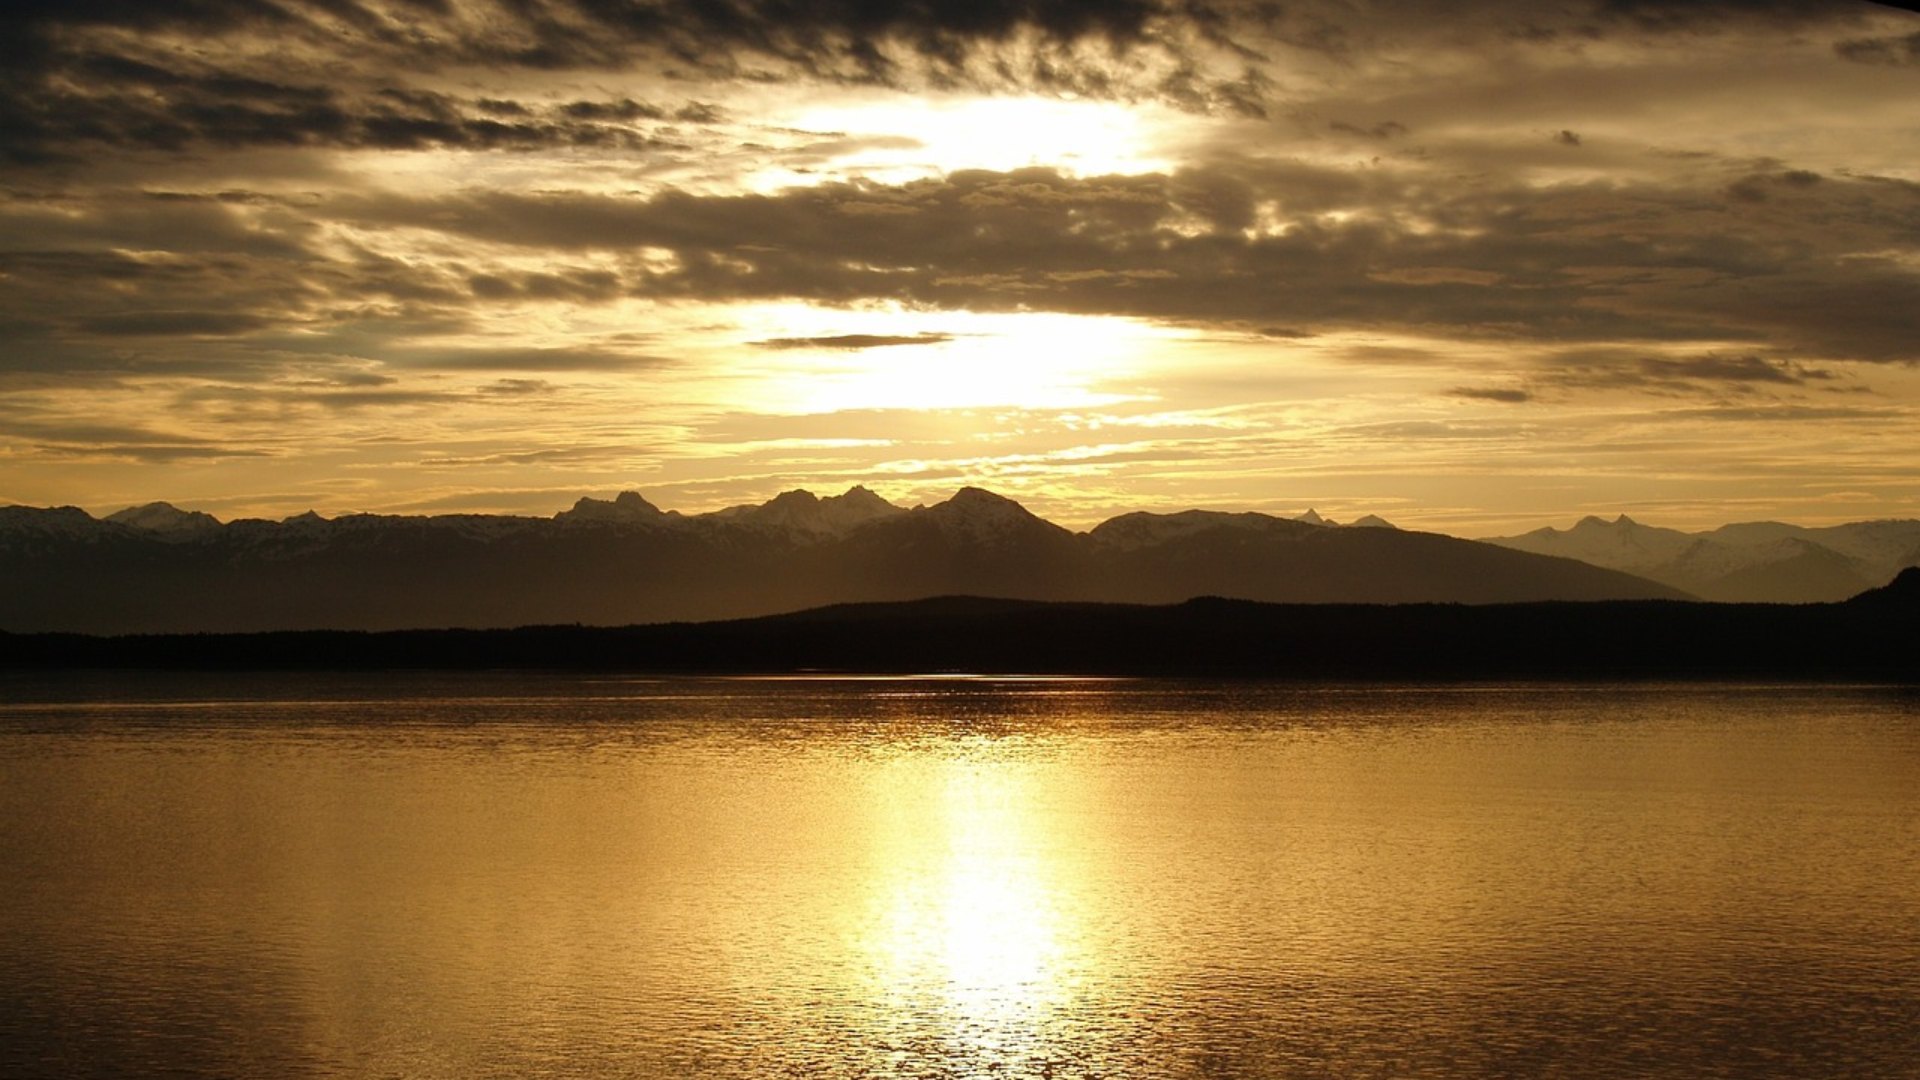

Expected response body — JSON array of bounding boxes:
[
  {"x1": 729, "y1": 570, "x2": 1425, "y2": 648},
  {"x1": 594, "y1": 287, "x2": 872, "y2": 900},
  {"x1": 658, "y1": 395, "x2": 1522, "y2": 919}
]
[
  {"x1": 0, "y1": 486, "x2": 1701, "y2": 634},
  {"x1": 1485, "y1": 515, "x2": 1920, "y2": 603}
]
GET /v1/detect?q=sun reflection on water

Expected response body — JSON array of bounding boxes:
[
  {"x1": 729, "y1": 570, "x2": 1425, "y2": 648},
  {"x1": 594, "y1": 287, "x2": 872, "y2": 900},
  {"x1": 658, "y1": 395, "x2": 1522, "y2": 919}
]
[{"x1": 863, "y1": 759, "x2": 1081, "y2": 1067}]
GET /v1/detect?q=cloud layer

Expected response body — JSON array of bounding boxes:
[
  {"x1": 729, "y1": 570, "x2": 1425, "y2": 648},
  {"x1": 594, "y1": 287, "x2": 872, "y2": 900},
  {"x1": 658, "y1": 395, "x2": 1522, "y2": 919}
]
[{"x1": 1, "y1": 0, "x2": 1916, "y2": 532}]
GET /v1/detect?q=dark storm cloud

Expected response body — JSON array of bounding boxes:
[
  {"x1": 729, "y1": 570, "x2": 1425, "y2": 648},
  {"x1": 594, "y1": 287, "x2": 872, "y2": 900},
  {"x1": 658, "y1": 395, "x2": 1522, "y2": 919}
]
[
  {"x1": 0, "y1": 0, "x2": 1222, "y2": 159},
  {"x1": 1, "y1": 64, "x2": 700, "y2": 163},
  {"x1": 3, "y1": 0, "x2": 1900, "y2": 168},
  {"x1": 337, "y1": 162, "x2": 1920, "y2": 364}
]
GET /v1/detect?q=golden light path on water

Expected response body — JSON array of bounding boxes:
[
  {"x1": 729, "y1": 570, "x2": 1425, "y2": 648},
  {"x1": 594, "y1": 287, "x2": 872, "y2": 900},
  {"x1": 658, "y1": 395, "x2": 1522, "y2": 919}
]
[{"x1": 863, "y1": 760, "x2": 1076, "y2": 1061}]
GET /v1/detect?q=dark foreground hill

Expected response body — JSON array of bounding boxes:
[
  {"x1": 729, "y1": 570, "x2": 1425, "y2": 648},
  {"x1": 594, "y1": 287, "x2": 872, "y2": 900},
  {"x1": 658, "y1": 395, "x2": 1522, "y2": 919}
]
[{"x1": 8, "y1": 569, "x2": 1915, "y2": 681}]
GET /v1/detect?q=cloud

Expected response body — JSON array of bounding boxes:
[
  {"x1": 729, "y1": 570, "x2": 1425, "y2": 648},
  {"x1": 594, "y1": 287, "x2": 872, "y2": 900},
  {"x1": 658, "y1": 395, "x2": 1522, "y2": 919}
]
[
  {"x1": 0, "y1": 0, "x2": 1267, "y2": 167},
  {"x1": 1835, "y1": 28, "x2": 1920, "y2": 63},
  {"x1": 1658, "y1": 404, "x2": 1908, "y2": 422},
  {"x1": 0, "y1": 418, "x2": 276, "y2": 462},
  {"x1": 171, "y1": 382, "x2": 454, "y2": 413},
  {"x1": 415, "y1": 445, "x2": 640, "y2": 467},
  {"x1": 75, "y1": 311, "x2": 277, "y2": 337},
  {"x1": 753, "y1": 332, "x2": 954, "y2": 350},
  {"x1": 336, "y1": 161, "x2": 1920, "y2": 364},
  {"x1": 1541, "y1": 353, "x2": 1846, "y2": 397},
  {"x1": 1330, "y1": 120, "x2": 1408, "y2": 139},
  {"x1": 1450, "y1": 386, "x2": 1534, "y2": 403},
  {"x1": 381, "y1": 345, "x2": 669, "y2": 372},
  {"x1": 1590, "y1": 0, "x2": 1869, "y2": 34},
  {"x1": 1638, "y1": 355, "x2": 1816, "y2": 384},
  {"x1": 3, "y1": 69, "x2": 705, "y2": 162},
  {"x1": 480, "y1": 378, "x2": 558, "y2": 396}
]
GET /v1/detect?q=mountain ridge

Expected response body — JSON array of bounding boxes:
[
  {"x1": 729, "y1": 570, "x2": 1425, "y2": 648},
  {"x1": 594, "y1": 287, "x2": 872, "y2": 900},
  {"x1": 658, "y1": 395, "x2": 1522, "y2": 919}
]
[
  {"x1": 1487, "y1": 514, "x2": 1920, "y2": 603},
  {"x1": 0, "y1": 486, "x2": 1687, "y2": 633}
]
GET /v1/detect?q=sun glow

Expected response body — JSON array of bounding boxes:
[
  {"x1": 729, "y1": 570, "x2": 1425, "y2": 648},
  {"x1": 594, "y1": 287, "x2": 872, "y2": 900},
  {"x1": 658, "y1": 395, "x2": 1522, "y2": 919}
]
[
  {"x1": 732, "y1": 306, "x2": 1170, "y2": 414},
  {"x1": 768, "y1": 95, "x2": 1176, "y2": 186}
]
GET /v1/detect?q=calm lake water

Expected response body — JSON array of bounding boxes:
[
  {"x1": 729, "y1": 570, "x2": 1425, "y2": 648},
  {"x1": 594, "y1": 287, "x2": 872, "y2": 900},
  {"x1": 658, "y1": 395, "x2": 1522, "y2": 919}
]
[{"x1": 1, "y1": 675, "x2": 1916, "y2": 1079}]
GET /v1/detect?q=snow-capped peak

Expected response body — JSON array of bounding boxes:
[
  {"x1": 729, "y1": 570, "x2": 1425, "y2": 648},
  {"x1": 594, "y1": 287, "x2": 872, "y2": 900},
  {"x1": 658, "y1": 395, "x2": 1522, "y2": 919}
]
[
  {"x1": 107, "y1": 502, "x2": 223, "y2": 536},
  {"x1": 706, "y1": 485, "x2": 904, "y2": 537},
  {"x1": 923, "y1": 487, "x2": 1056, "y2": 542}
]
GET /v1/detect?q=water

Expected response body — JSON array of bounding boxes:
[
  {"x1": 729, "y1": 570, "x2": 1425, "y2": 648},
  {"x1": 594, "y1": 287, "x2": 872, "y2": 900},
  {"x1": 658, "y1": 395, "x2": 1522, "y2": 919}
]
[{"x1": 1, "y1": 674, "x2": 1916, "y2": 1078}]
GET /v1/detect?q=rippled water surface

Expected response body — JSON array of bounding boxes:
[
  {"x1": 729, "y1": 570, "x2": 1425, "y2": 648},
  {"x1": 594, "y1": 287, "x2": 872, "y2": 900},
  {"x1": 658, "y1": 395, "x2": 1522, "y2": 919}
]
[{"x1": 2, "y1": 674, "x2": 1917, "y2": 1078}]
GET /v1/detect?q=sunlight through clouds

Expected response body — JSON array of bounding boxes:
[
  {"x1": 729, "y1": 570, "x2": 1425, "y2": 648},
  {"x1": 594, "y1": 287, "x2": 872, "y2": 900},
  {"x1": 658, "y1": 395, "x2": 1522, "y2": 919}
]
[
  {"x1": 728, "y1": 307, "x2": 1173, "y2": 414},
  {"x1": 1, "y1": 0, "x2": 1916, "y2": 529},
  {"x1": 766, "y1": 96, "x2": 1180, "y2": 187}
]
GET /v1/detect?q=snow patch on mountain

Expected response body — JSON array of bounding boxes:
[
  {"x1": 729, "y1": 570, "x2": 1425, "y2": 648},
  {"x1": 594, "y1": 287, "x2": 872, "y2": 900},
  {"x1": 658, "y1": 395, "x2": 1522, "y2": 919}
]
[
  {"x1": 708, "y1": 485, "x2": 904, "y2": 538},
  {"x1": 107, "y1": 502, "x2": 223, "y2": 538},
  {"x1": 919, "y1": 487, "x2": 1065, "y2": 544}
]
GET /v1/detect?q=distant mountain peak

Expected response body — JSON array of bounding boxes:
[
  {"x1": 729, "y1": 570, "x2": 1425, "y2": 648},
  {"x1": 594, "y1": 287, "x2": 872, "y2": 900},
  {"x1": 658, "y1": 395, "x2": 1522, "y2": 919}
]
[
  {"x1": 922, "y1": 487, "x2": 1061, "y2": 542},
  {"x1": 557, "y1": 491, "x2": 665, "y2": 524},
  {"x1": 1294, "y1": 508, "x2": 1331, "y2": 526},
  {"x1": 106, "y1": 502, "x2": 222, "y2": 534},
  {"x1": 1567, "y1": 512, "x2": 1646, "y2": 529},
  {"x1": 1350, "y1": 514, "x2": 1397, "y2": 529},
  {"x1": 831, "y1": 484, "x2": 893, "y2": 509},
  {"x1": 765, "y1": 488, "x2": 819, "y2": 508},
  {"x1": 946, "y1": 485, "x2": 1024, "y2": 508},
  {"x1": 712, "y1": 485, "x2": 903, "y2": 537},
  {"x1": 1088, "y1": 508, "x2": 1316, "y2": 551}
]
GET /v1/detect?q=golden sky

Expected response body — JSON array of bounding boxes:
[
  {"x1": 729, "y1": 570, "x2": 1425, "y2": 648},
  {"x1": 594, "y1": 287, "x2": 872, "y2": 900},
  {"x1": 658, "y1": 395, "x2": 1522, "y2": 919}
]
[{"x1": 2, "y1": 0, "x2": 1917, "y2": 533}]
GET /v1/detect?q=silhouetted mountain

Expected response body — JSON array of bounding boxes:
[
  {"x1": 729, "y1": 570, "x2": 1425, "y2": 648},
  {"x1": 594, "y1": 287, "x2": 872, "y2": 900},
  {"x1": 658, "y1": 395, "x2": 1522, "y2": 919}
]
[
  {"x1": 1487, "y1": 515, "x2": 1920, "y2": 602},
  {"x1": 1091, "y1": 510, "x2": 1680, "y2": 604},
  {"x1": 555, "y1": 491, "x2": 671, "y2": 525},
  {"x1": 0, "y1": 487, "x2": 1685, "y2": 633}
]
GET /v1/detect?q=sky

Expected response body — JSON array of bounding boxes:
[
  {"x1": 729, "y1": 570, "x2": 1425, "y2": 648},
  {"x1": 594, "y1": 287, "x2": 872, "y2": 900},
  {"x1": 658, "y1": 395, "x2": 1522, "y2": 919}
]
[{"x1": 2, "y1": 0, "x2": 1917, "y2": 534}]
